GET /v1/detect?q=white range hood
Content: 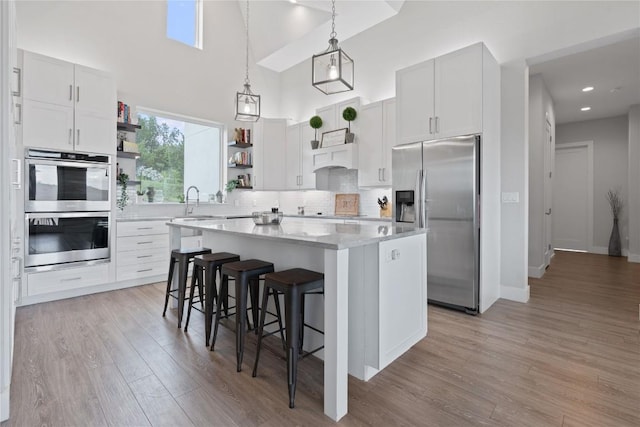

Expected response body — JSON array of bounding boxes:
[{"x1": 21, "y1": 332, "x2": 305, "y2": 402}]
[{"x1": 312, "y1": 143, "x2": 358, "y2": 172}]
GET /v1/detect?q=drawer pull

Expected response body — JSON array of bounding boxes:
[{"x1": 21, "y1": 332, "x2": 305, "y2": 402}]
[
  {"x1": 137, "y1": 268, "x2": 153, "y2": 273},
  {"x1": 137, "y1": 255, "x2": 153, "y2": 259},
  {"x1": 60, "y1": 276, "x2": 82, "y2": 282},
  {"x1": 136, "y1": 227, "x2": 153, "y2": 230},
  {"x1": 137, "y1": 241, "x2": 153, "y2": 245}
]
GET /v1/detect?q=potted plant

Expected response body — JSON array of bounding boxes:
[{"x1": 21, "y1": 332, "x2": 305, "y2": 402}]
[
  {"x1": 225, "y1": 179, "x2": 240, "y2": 192},
  {"x1": 117, "y1": 172, "x2": 129, "y2": 211},
  {"x1": 342, "y1": 106, "x2": 357, "y2": 143},
  {"x1": 309, "y1": 115, "x2": 323, "y2": 149}
]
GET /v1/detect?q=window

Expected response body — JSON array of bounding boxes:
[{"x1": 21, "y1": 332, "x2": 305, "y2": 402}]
[
  {"x1": 166, "y1": 0, "x2": 203, "y2": 49},
  {"x1": 136, "y1": 109, "x2": 223, "y2": 203}
]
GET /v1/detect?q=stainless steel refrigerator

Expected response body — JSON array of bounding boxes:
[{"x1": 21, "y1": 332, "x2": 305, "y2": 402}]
[{"x1": 392, "y1": 135, "x2": 480, "y2": 314}]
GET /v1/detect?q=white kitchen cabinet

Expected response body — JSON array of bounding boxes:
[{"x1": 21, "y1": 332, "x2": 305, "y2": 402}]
[
  {"x1": 315, "y1": 97, "x2": 361, "y2": 144},
  {"x1": 252, "y1": 118, "x2": 287, "y2": 190},
  {"x1": 116, "y1": 220, "x2": 169, "y2": 282},
  {"x1": 396, "y1": 43, "x2": 485, "y2": 144},
  {"x1": 21, "y1": 50, "x2": 115, "y2": 154},
  {"x1": 26, "y1": 263, "x2": 110, "y2": 297},
  {"x1": 285, "y1": 122, "x2": 316, "y2": 190},
  {"x1": 358, "y1": 98, "x2": 396, "y2": 187}
]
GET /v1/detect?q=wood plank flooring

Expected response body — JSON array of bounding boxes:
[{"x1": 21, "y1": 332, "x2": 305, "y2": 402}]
[{"x1": 3, "y1": 251, "x2": 639, "y2": 426}]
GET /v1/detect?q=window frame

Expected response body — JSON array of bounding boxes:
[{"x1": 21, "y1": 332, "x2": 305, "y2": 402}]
[
  {"x1": 166, "y1": 0, "x2": 204, "y2": 50},
  {"x1": 136, "y1": 106, "x2": 227, "y2": 204}
]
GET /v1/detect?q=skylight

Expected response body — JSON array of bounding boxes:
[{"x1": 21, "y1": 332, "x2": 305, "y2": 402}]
[{"x1": 167, "y1": 0, "x2": 203, "y2": 49}]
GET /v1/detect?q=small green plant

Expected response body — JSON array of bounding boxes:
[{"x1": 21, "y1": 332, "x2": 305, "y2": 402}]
[
  {"x1": 342, "y1": 107, "x2": 357, "y2": 133},
  {"x1": 309, "y1": 115, "x2": 323, "y2": 140},
  {"x1": 225, "y1": 179, "x2": 240, "y2": 192},
  {"x1": 117, "y1": 172, "x2": 129, "y2": 210}
]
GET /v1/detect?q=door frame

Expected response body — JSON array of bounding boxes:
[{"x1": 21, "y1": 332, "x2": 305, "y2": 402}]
[
  {"x1": 554, "y1": 140, "x2": 594, "y2": 252},
  {"x1": 543, "y1": 118, "x2": 553, "y2": 267}
]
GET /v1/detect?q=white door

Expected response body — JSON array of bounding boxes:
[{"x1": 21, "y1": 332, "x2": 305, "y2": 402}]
[
  {"x1": 358, "y1": 101, "x2": 383, "y2": 187},
  {"x1": 396, "y1": 59, "x2": 434, "y2": 145},
  {"x1": 553, "y1": 143, "x2": 593, "y2": 251},
  {"x1": 434, "y1": 43, "x2": 482, "y2": 138},
  {"x1": 543, "y1": 120, "x2": 553, "y2": 266},
  {"x1": 285, "y1": 124, "x2": 300, "y2": 190}
]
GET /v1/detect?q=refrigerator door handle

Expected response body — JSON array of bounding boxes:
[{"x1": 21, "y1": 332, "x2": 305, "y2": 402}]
[
  {"x1": 415, "y1": 170, "x2": 426, "y2": 228},
  {"x1": 421, "y1": 170, "x2": 427, "y2": 228}
]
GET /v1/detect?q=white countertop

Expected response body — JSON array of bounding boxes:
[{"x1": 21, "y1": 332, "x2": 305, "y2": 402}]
[
  {"x1": 167, "y1": 217, "x2": 424, "y2": 250},
  {"x1": 117, "y1": 214, "x2": 392, "y2": 223}
]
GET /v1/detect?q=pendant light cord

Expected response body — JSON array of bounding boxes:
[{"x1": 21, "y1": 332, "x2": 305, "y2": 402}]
[
  {"x1": 244, "y1": 0, "x2": 250, "y2": 85},
  {"x1": 330, "y1": 0, "x2": 337, "y2": 39}
]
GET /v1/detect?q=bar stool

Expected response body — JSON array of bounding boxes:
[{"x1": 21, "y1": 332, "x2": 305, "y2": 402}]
[
  {"x1": 183, "y1": 252, "x2": 240, "y2": 345},
  {"x1": 162, "y1": 247, "x2": 211, "y2": 328},
  {"x1": 252, "y1": 268, "x2": 324, "y2": 409},
  {"x1": 211, "y1": 259, "x2": 275, "y2": 372}
]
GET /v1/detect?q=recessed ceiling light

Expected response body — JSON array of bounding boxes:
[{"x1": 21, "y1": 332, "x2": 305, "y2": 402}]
[
  {"x1": 290, "y1": 0, "x2": 297, "y2": 3},
  {"x1": 582, "y1": 86, "x2": 594, "y2": 92},
  {"x1": 581, "y1": 107, "x2": 591, "y2": 111}
]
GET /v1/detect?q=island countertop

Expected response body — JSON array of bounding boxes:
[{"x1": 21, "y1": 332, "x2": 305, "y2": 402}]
[{"x1": 166, "y1": 217, "x2": 425, "y2": 250}]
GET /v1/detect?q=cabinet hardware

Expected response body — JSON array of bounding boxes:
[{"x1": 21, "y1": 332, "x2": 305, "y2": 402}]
[
  {"x1": 76, "y1": 86, "x2": 80, "y2": 102},
  {"x1": 68, "y1": 128, "x2": 73, "y2": 145},
  {"x1": 69, "y1": 85, "x2": 73, "y2": 101},
  {"x1": 137, "y1": 255, "x2": 153, "y2": 259},
  {"x1": 137, "y1": 268, "x2": 153, "y2": 273},
  {"x1": 136, "y1": 227, "x2": 153, "y2": 230},
  {"x1": 137, "y1": 241, "x2": 153, "y2": 245},
  {"x1": 14, "y1": 103, "x2": 22, "y2": 125},
  {"x1": 382, "y1": 168, "x2": 386, "y2": 181},
  {"x1": 429, "y1": 117, "x2": 433, "y2": 134},
  {"x1": 435, "y1": 116, "x2": 440, "y2": 133},
  {"x1": 545, "y1": 209, "x2": 552, "y2": 215},
  {"x1": 12, "y1": 67, "x2": 21, "y2": 97},
  {"x1": 61, "y1": 276, "x2": 82, "y2": 282},
  {"x1": 11, "y1": 257, "x2": 22, "y2": 280},
  {"x1": 77, "y1": 129, "x2": 80, "y2": 145}
]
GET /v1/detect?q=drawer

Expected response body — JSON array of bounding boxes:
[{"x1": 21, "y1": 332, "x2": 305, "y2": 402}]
[
  {"x1": 117, "y1": 260, "x2": 168, "y2": 282},
  {"x1": 117, "y1": 233, "x2": 169, "y2": 252},
  {"x1": 117, "y1": 247, "x2": 169, "y2": 267},
  {"x1": 117, "y1": 221, "x2": 169, "y2": 237},
  {"x1": 27, "y1": 263, "x2": 109, "y2": 296}
]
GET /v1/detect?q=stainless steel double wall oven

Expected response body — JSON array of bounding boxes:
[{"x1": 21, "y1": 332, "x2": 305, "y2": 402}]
[{"x1": 24, "y1": 149, "x2": 112, "y2": 268}]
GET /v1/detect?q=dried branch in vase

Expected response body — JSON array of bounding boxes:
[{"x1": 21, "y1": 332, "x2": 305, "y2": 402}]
[{"x1": 606, "y1": 189, "x2": 623, "y2": 220}]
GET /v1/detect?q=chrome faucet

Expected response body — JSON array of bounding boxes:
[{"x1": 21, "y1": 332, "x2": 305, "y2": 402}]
[{"x1": 185, "y1": 185, "x2": 200, "y2": 215}]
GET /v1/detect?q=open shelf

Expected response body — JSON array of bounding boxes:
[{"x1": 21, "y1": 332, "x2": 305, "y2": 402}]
[
  {"x1": 228, "y1": 163, "x2": 253, "y2": 169},
  {"x1": 117, "y1": 122, "x2": 142, "y2": 132},
  {"x1": 235, "y1": 186, "x2": 253, "y2": 190},
  {"x1": 117, "y1": 151, "x2": 140, "y2": 159},
  {"x1": 228, "y1": 142, "x2": 253, "y2": 149}
]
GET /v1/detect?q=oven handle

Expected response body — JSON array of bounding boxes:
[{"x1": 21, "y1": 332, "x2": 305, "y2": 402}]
[
  {"x1": 26, "y1": 212, "x2": 111, "y2": 220},
  {"x1": 25, "y1": 158, "x2": 111, "y2": 169}
]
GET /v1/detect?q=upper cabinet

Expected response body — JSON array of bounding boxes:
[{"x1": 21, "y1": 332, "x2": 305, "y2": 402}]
[
  {"x1": 252, "y1": 118, "x2": 287, "y2": 191},
  {"x1": 285, "y1": 123, "x2": 316, "y2": 190},
  {"x1": 358, "y1": 98, "x2": 396, "y2": 187},
  {"x1": 396, "y1": 43, "x2": 485, "y2": 144},
  {"x1": 21, "y1": 51, "x2": 115, "y2": 154}
]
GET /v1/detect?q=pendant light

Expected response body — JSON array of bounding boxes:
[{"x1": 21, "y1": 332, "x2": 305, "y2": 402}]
[
  {"x1": 235, "y1": 0, "x2": 260, "y2": 121},
  {"x1": 312, "y1": 0, "x2": 354, "y2": 95}
]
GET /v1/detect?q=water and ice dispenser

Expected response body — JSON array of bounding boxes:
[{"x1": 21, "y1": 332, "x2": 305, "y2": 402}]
[{"x1": 395, "y1": 190, "x2": 416, "y2": 223}]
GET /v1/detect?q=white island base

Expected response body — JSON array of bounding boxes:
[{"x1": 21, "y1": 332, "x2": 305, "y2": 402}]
[{"x1": 168, "y1": 219, "x2": 427, "y2": 421}]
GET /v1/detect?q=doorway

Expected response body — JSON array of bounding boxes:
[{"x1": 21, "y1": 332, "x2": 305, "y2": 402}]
[
  {"x1": 543, "y1": 119, "x2": 553, "y2": 267},
  {"x1": 553, "y1": 141, "x2": 594, "y2": 251}
]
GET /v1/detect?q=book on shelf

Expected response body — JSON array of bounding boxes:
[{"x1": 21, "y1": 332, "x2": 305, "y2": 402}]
[{"x1": 117, "y1": 101, "x2": 132, "y2": 124}]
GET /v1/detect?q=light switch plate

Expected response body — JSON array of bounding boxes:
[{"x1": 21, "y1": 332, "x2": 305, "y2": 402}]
[{"x1": 501, "y1": 192, "x2": 520, "y2": 203}]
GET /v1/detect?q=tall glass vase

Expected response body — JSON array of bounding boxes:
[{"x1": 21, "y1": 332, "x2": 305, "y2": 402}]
[{"x1": 608, "y1": 218, "x2": 622, "y2": 257}]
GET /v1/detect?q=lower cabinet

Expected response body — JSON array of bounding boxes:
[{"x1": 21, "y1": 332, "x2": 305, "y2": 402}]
[
  {"x1": 26, "y1": 263, "x2": 109, "y2": 297},
  {"x1": 116, "y1": 220, "x2": 169, "y2": 282}
]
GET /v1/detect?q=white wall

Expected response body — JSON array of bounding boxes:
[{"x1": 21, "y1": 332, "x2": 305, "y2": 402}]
[
  {"x1": 528, "y1": 74, "x2": 555, "y2": 275},
  {"x1": 15, "y1": 1, "x2": 281, "y2": 130},
  {"x1": 556, "y1": 116, "x2": 629, "y2": 253},
  {"x1": 628, "y1": 106, "x2": 640, "y2": 262}
]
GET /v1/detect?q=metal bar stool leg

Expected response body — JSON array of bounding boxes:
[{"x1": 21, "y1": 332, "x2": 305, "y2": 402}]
[
  {"x1": 162, "y1": 258, "x2": 176, "y2": 316},
  {"x1": 184, "y1": 265, "x2": 199, "y2": 332},
  {"x1": 252, "y1": 285, "x2": 272, "y2": 378},
  {"x1": 284, "y1": 288, "x2": 301, "y2": 409},
  {"x1": 210, "y1": 273, "x2": 227, "y2": 351}
]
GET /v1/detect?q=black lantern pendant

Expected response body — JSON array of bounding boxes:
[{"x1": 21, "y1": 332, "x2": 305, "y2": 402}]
[{"x1": 235, "y1": 0, "x2": 261, "y2": 121}]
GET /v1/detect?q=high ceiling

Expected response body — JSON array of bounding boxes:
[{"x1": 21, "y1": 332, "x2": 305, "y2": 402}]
[
  {"x1": 238, "y1": 0, "x2": 405, "y2": 72},
  {"x1": 529, "y1": 35, "x2": 640, "y2": 125}
]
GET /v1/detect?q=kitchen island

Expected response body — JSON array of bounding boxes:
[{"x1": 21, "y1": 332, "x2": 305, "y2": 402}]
[{"x1": 167, "y1": 218, "x2": 427, "y2": 421}]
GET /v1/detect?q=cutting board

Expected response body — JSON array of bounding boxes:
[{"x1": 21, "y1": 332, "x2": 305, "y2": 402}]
[{"x1": 335, "y1": 193, "x2": 359, "y2": 216}]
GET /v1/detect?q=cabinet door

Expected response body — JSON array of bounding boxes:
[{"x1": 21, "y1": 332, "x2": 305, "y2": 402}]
[
  {"x1": 23, "y1": 51, "x2": 74, "y2": 107},
  {"x1": 22, "y1": 100, "x2": 74, "y2": 150},
  {"x1": 75, "y1": 110, "x2": 115, "y2": 154},
  {"x1": 396, "y1": 60, "x2": 434, "y2": 145},
  {"x1": 299, "y1": 123, "x2": 316, "y2": 189},
  {"x1": 285, "y1": 124, "x2": 301, "y2": 189},
  {"x1": 434, "y1": 44, "x2": 482, "y2": 138},
  {"x1": 358, "y1": 101, "x2": 384, "y2": 187},
  {"x1": 381, "y1": 98, "x2": 396, "y2": 184},
  {"x1": 316, "y1": 105, "x2": 336, "y2": 135},
  {"x1": 74, "y1": 64, "x2": 115, "y2": 117},
  {"x1": 257, "y1": 119, "x2": 286, "y2": 190}
]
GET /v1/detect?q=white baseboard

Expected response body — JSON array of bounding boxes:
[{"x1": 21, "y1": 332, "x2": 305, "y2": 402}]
[
  {"x1": 1, "y1": 386, "x2": 9, "y2": 422},
  {"x1": 500, "y1": 285, "x2": 530, "y2": 303},
  {"x1": 628, "y1": 253, "x2": 640, "y2": 263},
  {"x1": 590, "y1": 246, "x2": 628, "y2": 256},
  {"x1": 528, "y1": 264, "x2": 545, "y2": 278}
]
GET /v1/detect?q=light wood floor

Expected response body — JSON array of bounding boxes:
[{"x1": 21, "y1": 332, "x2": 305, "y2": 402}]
[{"x1": 3, "y1": 251, "x2": 639, "y2": 426}]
